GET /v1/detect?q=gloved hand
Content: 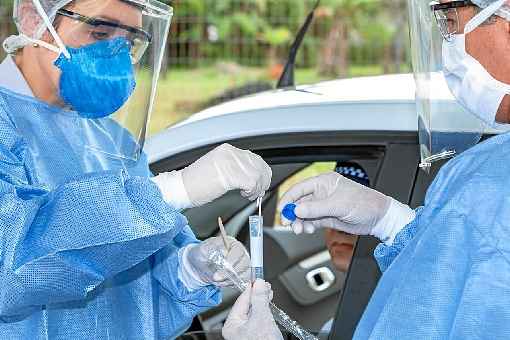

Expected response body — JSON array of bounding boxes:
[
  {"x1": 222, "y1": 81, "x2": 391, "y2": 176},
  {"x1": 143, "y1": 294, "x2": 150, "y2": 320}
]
[
  {"x1": 152, "y1": 144, "x2": 272, "y2": 210},
  {"x1": 222, "y1": 279, "x2": 284, "y2": 340},
  {"x1": 182, "y1": 236, "x2": 250, "y2": 288},
  {"x1": 277, "y1": 172, "x2": 415, "y2": 244},
  {"x1": 183, "y1": 143, "x2": 272, "y2": 206}
]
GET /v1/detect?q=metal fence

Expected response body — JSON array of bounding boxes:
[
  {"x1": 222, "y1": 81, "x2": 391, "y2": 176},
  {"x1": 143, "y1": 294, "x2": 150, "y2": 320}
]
[
  {"x1": 165, "y1": 0, "x2": 410, "y2": 74},
  {"x1": 0, "y1": 1, "x2": 410, "y2": 71}
]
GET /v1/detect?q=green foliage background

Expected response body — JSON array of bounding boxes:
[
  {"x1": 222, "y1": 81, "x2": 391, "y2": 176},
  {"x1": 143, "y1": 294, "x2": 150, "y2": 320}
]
[{"x1": 0, "y1": 0, "x2": 411, "y2": 134}]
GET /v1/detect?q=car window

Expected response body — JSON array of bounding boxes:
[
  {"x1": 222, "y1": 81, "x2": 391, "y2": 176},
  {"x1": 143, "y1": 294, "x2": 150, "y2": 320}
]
[
  {"x1": 262, "y1": 160, "x2": 380, "y2": 335},
  {"x1": 153, "y1": 140, "x2": 389, "y2": 335},
  {"x1": 271, "y1": 160, "x2": 368, "y2": 283}
]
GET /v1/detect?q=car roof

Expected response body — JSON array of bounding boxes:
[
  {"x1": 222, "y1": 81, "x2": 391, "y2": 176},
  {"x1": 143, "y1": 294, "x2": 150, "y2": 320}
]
[
  {"x1": 146, "y1": 73, "x2": 453, "y2": 163},
  {"x1": 181, "y1": 73, "x2": 417, "y2": 124}
]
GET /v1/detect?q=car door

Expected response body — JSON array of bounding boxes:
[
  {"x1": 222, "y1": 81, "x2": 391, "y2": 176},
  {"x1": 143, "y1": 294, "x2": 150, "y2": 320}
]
[
  {"x1": 150, "y1": 129, "x2": 419, "y2": 337},
  {"x1": 327, "y1": 143, "x2": 423, "y2": 339}
]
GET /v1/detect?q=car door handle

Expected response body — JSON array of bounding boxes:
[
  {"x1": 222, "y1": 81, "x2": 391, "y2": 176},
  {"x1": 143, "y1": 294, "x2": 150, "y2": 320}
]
[{"x1": 305, "y1": 267, "x2": 336, "y2": 292}]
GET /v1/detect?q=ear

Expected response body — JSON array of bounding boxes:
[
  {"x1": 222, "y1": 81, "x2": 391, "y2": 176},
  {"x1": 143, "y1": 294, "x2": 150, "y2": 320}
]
[
  {"x1": 17, "y1": 0, "x2": 59, "y2": 44},
  {"x1": 16, "y1": 0, "x2": 43, "y2": 37}
]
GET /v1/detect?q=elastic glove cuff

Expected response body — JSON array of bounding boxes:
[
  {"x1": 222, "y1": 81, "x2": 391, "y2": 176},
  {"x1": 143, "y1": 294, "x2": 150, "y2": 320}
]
[
  {"x1": 370, "y1": 199, "x2": 415, "y2": 246},
  {"x1": 151, "y1": 171, "x2": 192, "y2": 211},
  {"x1": 178, "y1": 244, "x2": 209, "y2": 291}
]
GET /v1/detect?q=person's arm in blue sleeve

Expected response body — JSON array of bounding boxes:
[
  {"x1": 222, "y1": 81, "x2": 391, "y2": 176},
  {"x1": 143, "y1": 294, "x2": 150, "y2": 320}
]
[
  {"x1": 0, "y1": 146, "x2": 188, "y2": 318},
  {"x1": 373, "y1": 207, "x2": 424, "y2": 272},
  {"x1": 152, "y1": 225, "x2": 221, "y2": 336}
]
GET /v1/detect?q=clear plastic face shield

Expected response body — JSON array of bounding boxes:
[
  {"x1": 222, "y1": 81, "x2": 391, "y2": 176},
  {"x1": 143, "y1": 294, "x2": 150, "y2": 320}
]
[
  {"x1": 409, "y1": 0, "x2": 510, "y2": 171},
  {"x1": 7, "y1": 0, "x2": 173, "y2": 163}
]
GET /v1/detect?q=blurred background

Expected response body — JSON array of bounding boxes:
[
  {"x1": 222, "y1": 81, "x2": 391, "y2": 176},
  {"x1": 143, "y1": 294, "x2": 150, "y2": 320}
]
[{"x1": 0, "y1": 0, "x2": 410, "y2": 136}]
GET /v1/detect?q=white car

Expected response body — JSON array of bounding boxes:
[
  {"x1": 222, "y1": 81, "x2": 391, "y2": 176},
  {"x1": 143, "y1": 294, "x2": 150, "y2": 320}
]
[{"x1": 146, "y1": 73, "x2": 456, "y2": 339}]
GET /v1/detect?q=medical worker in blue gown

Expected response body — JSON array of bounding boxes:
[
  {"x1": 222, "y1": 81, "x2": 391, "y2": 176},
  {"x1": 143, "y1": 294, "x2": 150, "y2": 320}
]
[
  {"x1": 222, "y1": 0, "x2": 510, "y2": 339},
  {"x1": 0, "y1": 0, "x2": 272, "y2": 339}
]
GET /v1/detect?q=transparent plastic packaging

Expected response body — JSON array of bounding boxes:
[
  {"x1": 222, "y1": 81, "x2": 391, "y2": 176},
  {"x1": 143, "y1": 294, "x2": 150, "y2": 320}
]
[{"x1": 207, "y1": 251, "x2": 319, "y2": 340}]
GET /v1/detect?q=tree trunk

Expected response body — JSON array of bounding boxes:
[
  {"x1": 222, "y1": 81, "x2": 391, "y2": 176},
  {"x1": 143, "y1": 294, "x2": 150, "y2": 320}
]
[
  {"x1": 318, "y1": 20, "x2": 341, "y2": 77},
  {"x1": 393, "y1": 33, "x2": 404, "y2": 73},
  {"x1": 391, "y1": 0, "x2": 407, "y2": 73},
  {"x1": 382, "y1": 43, "x2": 392, "y2": 74},
  {"x1": 393, "y1": 19, "x2": 406, "y2": 73},
  {"x1": 318, "y1": 18, "x2": 349, "y2": 78},
  {"x1": 267, "y1": 43, "x2": 279, "y2": 66},
  {"x1": 334, "y1": 21, "x2": 349, "y2": 78}
]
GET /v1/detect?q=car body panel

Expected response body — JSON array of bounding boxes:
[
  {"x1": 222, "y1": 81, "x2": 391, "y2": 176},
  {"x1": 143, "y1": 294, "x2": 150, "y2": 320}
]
[
  {"x1": 147, "y1": 101, "x2": 418, "y2": 163},
  {"x1": 183, "y1": 74, "x2": 418, "y2": 121},
  {"x1": 147, "y1": 74, "x2": 430, "y2": 164}
]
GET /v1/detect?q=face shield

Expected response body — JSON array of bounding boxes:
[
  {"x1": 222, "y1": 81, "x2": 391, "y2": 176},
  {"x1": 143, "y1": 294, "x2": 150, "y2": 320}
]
[
  {"x1": 4, "y1": 0, "x2": 172, "y2": 163},
  {"x1": 408, "y1": 0, "x2": 510, "y2": 171}
]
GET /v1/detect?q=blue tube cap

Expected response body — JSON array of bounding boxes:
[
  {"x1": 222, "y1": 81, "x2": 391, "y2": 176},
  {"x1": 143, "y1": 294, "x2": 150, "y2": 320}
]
[{"x1": 282, "y1": 203, "x2": 297, "y2": 222}]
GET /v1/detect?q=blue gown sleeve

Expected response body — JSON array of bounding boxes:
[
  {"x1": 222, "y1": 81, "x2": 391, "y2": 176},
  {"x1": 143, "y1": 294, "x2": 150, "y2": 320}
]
[
  {"x1": 0, "y1": 145, "x2": 192, "y2": 318},
  {"x1": 152, "y1": 225, "x2": 222, "y2": 336},
  {"x1": 144, "y1": 169, "x2": 221, "y2": 335},
  {"x1": 373, "y1": 207, "x2": 424, "y2": 272}
]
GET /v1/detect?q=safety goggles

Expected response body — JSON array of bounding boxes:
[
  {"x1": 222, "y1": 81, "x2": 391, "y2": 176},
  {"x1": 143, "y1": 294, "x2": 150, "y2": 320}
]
[
  {"x1": 57, "y1": 8, "x2": 152, "y2": 63},
  {"x1": 430, "y1": 1, "x2": 475, "y2": 41}
]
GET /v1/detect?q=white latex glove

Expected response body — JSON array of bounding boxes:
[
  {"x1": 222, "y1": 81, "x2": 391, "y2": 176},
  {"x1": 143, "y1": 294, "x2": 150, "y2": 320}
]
[
  {"x1": 182, "y1": 236, "x2": 250, "y2": 287},
  {"x1": 222, "y1": 279, "x2": 284, "y2": 340},
  {"x1": 150, "y1": 170, "x2": 192, "y2": 210},
  {"x1": 277, "y1": 172, "x2": 415, "y2": 244},
  {"x1": 183, "y1": 143, "x2": 272, "y2": 206},
  {"x1": 152, "y1": 144, "x2": 271, "y2": 210}
]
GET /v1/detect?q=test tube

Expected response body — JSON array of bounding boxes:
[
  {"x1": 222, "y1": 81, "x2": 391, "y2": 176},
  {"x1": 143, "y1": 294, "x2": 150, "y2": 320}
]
[{"x1": 249, "y1": 197, "x2": 264, "y2": 281}]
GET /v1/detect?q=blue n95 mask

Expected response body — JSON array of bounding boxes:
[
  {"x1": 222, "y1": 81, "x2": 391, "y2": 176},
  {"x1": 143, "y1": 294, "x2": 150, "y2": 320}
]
[
  {"x1": 4, "y1": 0, "x2": 172, "y2": 163},
  {"x1": 54, "y1": 37, "x2": 136, "y2": 119}
]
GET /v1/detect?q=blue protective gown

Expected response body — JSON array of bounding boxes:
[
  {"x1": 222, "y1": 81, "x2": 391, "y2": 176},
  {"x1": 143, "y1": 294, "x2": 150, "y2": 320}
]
[
  {"x1": 0, "y1": 57, "x2": 220, "y2": 339},
  {"x1": 354, "y1": 132, "x2": 510, "y2": 339}
]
